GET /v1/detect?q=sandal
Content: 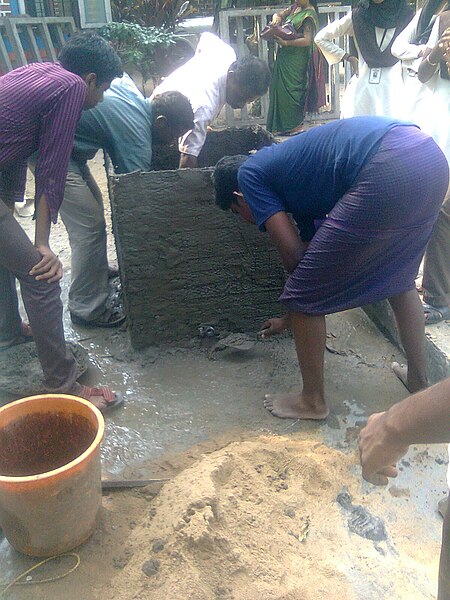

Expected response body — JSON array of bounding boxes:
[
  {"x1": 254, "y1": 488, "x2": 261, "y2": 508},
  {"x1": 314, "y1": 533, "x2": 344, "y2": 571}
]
[
  {"x1": 79, "y1": 385, "x2": 124, "y2": 413},
  {"x1": 423, "y1": 302, "x2": 450, "y2": 325},
  {"x1": 70, "y1": 308, "x2": 126, "y2": 329}
]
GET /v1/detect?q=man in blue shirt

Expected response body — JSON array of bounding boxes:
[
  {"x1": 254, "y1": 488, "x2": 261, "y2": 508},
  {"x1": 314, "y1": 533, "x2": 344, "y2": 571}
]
[
  {"x1": 213, "y1": 116, "x2": 448, "y2": 421},
  {"x1": 62, "y1": 74, "x2": 193, "y2": 328}
]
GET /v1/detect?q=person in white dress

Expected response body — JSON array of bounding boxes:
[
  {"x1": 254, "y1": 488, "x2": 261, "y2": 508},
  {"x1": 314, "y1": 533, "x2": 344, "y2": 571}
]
[
  {"x1": 151, "y1": 33, "x2": 270, "y2": 168},
  {"x1": 391, "y1": 0, "x2": 450, "y2": 324},
  {"x1": 314, "y1": 0, "x2": 413, "y2": 118},
  {"x1": 391, "y1": 3, "x2": 435, "y2": 120}
]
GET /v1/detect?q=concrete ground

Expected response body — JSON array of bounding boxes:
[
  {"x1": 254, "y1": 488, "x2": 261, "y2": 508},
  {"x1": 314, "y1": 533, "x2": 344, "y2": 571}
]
[{"x1": 0, "y1": 155, "x2": 448, "y2": 599}]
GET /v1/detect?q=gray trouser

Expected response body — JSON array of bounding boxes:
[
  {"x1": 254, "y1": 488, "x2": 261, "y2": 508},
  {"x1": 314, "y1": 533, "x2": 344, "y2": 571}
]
[
  {"x1": 0, "y1": 199, "x2": 81, "y2": 394},
  {"x1": 423, "y1": 186, "x2": 450, "y2": 307},
  {"x1": 61, "y1": 164, "x2": 109, "y2": 321},
  {"x1": 439, "y1": 494, "x2": 450, "y2": 600}
]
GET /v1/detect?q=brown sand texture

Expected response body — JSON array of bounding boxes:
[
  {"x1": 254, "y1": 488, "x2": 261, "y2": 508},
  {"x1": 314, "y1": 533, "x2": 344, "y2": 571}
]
[{"x1": 106, "y1": 436, "x2": 438, "y2": 600}]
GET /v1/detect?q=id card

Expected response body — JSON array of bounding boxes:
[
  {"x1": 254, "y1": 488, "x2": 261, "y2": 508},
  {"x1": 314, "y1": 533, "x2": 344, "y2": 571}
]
[{"x1": 369, "y1": 68, "x2": 381, "y2": 84}]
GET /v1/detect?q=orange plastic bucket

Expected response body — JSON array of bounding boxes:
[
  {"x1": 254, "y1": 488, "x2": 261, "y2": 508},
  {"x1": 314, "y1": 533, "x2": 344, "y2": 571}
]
[{"x1": 0, "y1": 394, "x2": 104, "y2": 557}]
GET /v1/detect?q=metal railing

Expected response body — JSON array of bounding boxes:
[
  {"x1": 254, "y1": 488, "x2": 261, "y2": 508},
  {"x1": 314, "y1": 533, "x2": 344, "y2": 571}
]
[
  {"x1": 0, "y1": 16, "x2": 76, "y2": 73},
  {"x1": 218, "y1": 4, "x2": 352, "y2": 126}
]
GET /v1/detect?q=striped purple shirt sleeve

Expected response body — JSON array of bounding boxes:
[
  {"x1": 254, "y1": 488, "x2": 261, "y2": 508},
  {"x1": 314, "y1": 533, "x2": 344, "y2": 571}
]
[{"x1": 34, "y1": 80, "x2": 87, "y2": 222}]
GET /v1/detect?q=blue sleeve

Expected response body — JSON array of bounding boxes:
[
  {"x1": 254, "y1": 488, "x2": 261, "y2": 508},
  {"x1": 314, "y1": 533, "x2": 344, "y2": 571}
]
[
  {"x1": 237, "y1": 162, "x2": 286, "y2": 231},
  {"x1": 73, "y1": 80, "x2": 153, "y2": 174}
]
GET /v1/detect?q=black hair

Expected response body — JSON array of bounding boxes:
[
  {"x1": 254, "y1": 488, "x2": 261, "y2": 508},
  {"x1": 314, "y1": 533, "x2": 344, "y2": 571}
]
[
  {"x1": 151, "y1": 91, "x2": 194, "y2": 132},
  {"x1": 212, "y1": 155, "x2": 248, "y2": 210},
  {"x1": 231, "y1": 56, "x2": 270, "y2": 97},
  {"x1": 59, "y1": 32, "x2": 123, "y2": 86}
]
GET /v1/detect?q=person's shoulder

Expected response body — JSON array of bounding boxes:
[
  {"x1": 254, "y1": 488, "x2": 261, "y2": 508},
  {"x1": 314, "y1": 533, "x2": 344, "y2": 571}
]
[
  {"x1": 197, "y1": 32, "x2": 229, "y2": 51},
  {"x1": 108, "y1": 73, "x2": 143, "y2": 98},
  {"x1": 25, "y1": 62, "x2": 87, "y2": 97},
  {"x1": 196, "y1": 33, "x2": 236, "y2": 63},
  {"x1": 49, "y1": 62, "x2": 83, "y2": 83},
  {"x1": 342, "y1": 115, "x2": 405, "y2": 128},
  {"x1": 239, "y1": 147, "x2": 274, "y2": 177}
]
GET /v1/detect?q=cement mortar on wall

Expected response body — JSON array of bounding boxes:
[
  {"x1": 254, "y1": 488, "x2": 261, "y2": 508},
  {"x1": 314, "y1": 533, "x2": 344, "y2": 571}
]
[
  {"x1": 110, "y1": 127, "x2": 283, "y2": 349},
  {"x1": 110, "y1": 167, "x2": 284, "y2": 348},
  {"x1": 151, "y1": 126, "x2": 276, "y2": 171}
]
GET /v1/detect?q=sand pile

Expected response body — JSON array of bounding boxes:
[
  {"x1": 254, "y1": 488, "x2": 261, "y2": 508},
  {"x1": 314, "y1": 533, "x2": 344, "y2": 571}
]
[{"x1": 105, "y1": 436, "x2": 438, "y2": 600}]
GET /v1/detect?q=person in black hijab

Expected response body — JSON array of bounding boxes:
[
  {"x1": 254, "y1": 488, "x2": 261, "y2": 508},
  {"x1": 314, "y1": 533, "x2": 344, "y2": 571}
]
[
  {"x1": 352, "y1": 0, "x2": 413, "y2": 68},
  {"x1": 315, "y1": 0, "x2": 413, "y2": 117}
]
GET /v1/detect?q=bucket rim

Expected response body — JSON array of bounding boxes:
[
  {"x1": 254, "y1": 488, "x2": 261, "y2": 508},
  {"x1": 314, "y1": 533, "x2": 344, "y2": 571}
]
[{"x1": 0, "y1": 394, "x2": 105, "y2": 483}]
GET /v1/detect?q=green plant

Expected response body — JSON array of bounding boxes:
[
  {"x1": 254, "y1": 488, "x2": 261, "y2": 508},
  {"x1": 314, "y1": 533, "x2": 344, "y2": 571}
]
[
  {"x1": 110, "y1": 0, "x2": 188, "y2": 30},
  {"x1": 99, "y1": 22, "x2": 175, "y2": 87}
]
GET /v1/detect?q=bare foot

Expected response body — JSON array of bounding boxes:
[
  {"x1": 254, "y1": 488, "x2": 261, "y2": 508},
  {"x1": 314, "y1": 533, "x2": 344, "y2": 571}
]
[
  {"x1": 391, "y1": 362, "x2": 427, "y2": 393},
  {"x1": 263, "y1": 392, "x2": 329, "y2": 420}
]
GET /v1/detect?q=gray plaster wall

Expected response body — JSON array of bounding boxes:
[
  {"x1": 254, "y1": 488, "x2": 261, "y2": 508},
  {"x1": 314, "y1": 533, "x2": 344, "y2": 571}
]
[{"x1": 109, "y1": 167, "x2": 285, "y2": 348}]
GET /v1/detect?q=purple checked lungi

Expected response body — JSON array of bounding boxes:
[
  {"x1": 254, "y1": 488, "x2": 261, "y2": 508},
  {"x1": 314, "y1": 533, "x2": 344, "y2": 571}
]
[{"x1": 279, "y1": 126, "x2": 449, "y2": 315}]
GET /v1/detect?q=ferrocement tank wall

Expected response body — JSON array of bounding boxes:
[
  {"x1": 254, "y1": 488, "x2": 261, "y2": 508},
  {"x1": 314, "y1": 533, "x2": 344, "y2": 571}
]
[{"x1": 109, "y1": 128, "x2": 285, "y2": 349}]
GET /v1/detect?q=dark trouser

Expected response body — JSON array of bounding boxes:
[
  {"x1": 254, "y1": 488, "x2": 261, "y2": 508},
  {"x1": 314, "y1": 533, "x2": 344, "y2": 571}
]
[
  {"x1": 423, "y1": 186, "x2": 450, "y2": 308},
  {"x1": 0, "y1": 198, "x2": 81, "y2": 394},
  {"x1": 439, "y1": 494, "x2": 450, "y2": 600}
]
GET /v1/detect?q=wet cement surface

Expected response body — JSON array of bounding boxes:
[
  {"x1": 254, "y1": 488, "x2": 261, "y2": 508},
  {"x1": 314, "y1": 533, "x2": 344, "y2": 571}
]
[{"x1": 1, "y1": 305, "x2": 448, "y2": 598}]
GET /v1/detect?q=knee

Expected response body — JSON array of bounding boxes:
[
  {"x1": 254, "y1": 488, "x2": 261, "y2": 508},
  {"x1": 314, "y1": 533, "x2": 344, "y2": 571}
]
[{"x1": 21, "y1": 273, "x2": 61, "y2": 302}]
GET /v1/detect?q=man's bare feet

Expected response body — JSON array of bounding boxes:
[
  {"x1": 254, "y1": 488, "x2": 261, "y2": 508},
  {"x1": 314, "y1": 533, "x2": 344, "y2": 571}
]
[
  {"x1": 391, "y1": 362, "x2": 427, "y2": 393},
  {"x1": 263, "y1": 392, "x2": 329, "y2": 420}
]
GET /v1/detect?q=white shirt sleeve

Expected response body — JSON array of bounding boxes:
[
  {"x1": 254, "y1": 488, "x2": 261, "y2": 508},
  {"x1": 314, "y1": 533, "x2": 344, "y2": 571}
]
[
  {"x1": 391, "y1": 11, "x2": 428, "y2": 65},
  {"x1": 179, "y1": 105, "x2": 213, "y2": 157},
  {"x1": 426, "y1": 17, "x2": 440, "y2": 49},
  {"x1": 315, "y1": 12, "x2": 354, "y2": 65}
]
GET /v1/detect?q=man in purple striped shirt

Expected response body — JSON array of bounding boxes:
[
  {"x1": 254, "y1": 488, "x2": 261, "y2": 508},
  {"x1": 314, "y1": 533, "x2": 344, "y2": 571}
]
[{"x1": 0, "y1": 33, "x2": 124, "y2": 411}]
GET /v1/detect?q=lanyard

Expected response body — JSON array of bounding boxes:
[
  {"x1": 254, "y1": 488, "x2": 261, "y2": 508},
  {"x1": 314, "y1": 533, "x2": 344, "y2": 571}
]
[{"x1": 379, "y1": 28, "x2": 388, "y2": 50}]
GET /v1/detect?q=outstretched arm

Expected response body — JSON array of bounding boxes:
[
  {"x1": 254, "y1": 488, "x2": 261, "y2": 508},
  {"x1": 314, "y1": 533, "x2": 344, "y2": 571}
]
[
  {"x1": 315, "y1": 12, "x2": 354, "y2": 65},
  {"x1": 359, "y1": 377, "x2": 450, "y2": 484},
  {"x1": 179, "y1": 153, "x2": 198, "y2": 168}
]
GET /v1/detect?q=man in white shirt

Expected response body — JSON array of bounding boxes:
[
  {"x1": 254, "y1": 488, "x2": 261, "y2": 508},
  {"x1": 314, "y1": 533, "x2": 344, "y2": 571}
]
[{"x1": 152, "y1": 33, "x2": 270, "y2": 168}]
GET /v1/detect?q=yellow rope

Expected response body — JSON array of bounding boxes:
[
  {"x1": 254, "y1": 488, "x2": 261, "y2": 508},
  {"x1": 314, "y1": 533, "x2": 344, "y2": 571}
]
[{"x1": 0, "y1": 552, "x2": 80, "y2": 598}]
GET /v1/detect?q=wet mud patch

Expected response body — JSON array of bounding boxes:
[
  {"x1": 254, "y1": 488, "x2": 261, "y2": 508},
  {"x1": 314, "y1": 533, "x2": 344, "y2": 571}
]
[{"x1": 337, "y1": 489, "x2": 387, "y2": 541}]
